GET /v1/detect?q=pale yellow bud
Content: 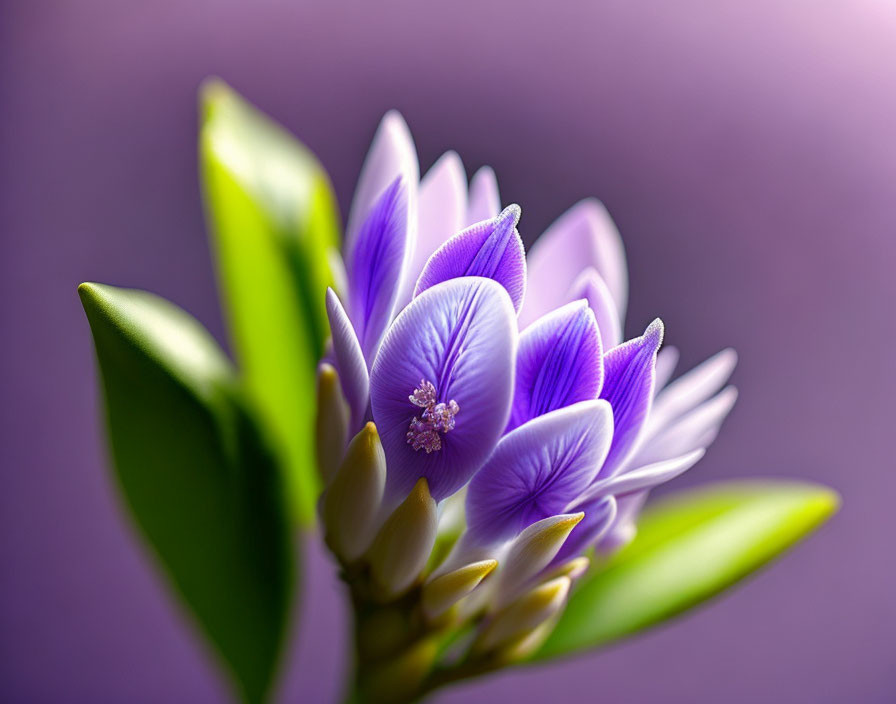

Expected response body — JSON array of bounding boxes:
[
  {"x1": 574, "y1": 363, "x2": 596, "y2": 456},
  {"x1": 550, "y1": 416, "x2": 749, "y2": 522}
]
[
  {"x1": 492, "y1": 513, "x2": 583, "y2": 609},
  {"x1": 322, "y1": 422, "x2": 386, "y2": 562},
  {"x1": 495, "y1": 615, "x2": 559, "y2": 663},
  {"x1": 315, "y1": 363, "x2": 349, "y2": 484},
  {"x1": 474, "y1": 576, "x2": 571, "y2": 653},
  {"x1": 367, "y1": 478, "x2": 438, "y2": 598},
  {"x1": 426, "y1": 485, "x2": 468, "y2": 572},
  {"x1": 421, "y1": 559, "x2": 498, "y2": 620},
  {"x1": 428, "y1": 530, "x2": 495, "y2": 581},
  {"x1": 437, "y1": 485, "x2": 467, "y2": 537},
  {"x1": 541, "y1": 555, "x2": 590, "y2": 582}
]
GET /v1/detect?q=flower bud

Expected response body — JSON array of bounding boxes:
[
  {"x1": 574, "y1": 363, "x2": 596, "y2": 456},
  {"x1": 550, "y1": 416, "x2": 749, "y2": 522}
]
[
  {"x1": 322, "y1": 422, "x2": 386, "y2": 562},
  {"x1": 428, "y1": 529, "x2": 496, "y2": 581},
  {"x1": 496, "y1": 616, "x2": 558, "y2": 663},
  {"x1": 474, "y1": 576, "x2": 571, "y2": 653},
  {"x1": 542, "y1": 555, "x2": 590, "y2": 582},
  {"x1": 315, "y1": 363, "x2": 349, "y2": 484},
  {"x1": 367, "y1": 478, "x2": 438, "y2": 598},
  {"x1": 492, "y1": 512, "x2": 583, "y2": 609},
  {"x1": 421, "y1": 559, "x2": 498, "y2": 620},
  {"x1": 425, "y1": 486, "x2": 468, "y2": 574},
  {"x1": 437, "y1": 486, "x2": 467, "y2": 536}
]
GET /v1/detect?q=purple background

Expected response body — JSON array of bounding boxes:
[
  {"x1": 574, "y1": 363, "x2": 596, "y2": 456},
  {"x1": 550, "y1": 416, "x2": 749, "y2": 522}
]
[{"x1": 2, "y1": 1, "x2": 894, "y2": 702}]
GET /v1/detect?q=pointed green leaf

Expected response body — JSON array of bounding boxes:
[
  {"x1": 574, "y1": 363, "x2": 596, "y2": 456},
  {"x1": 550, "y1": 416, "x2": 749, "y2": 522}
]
[
  {"x1": 200, "y1": 79, "x2": 341, "y2": 524},
  {"x1": 79, "y1": 282, "x2": 294, "y2": 703},
  {"x1": 535, "y1": 481, "x2": 839, "y2": 661}
]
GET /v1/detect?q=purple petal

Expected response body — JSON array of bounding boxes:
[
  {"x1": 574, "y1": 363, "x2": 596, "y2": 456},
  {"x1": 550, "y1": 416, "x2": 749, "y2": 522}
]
[
  {"x1": 415, "y1": 205, "x2": 527, "y2": 313},
  {"x1": 634, "y1": 387, "x2": 737, "y2": 466},
  {"x1": 653, "y1": 345, "x2": 680, "y2": 395},
  {"x1": 566, "y1": 268, "x2": 622, "y2": 349},
  {"x1": 595, "y1": 490, "x2": 648, "y2": 553},
  {"x1": 325, "y1": 288, "x2": 369, "y2": 431},
  {"x1": 369, "y1": 277, "x2": 517, "y2": 502},
  {"x1": 646, "y1": 348, "x2": 737, "y2": 435},
  {"x1": 552, "y1": 495, "x2": 617, "y2": 565},
  {"x1": 508, "y1": 300, "x2": 603, "y2": 432},
  {"x1": 520, "y1": 199, "x2": 628, "y2": 328},
  {"x1": 466, "y1": 400, "x2": 614, "y2": 545},
  {"x1": 345, "y1": 111, "x2": 418, "y2": 260},
  {"x1": 581, "y1": 448, "x2": 705, "y2": 501},
  {"x1": 400, "y1": 151, "x2": 467, "y2": 306},
  {"x1": 465, "y1": 165, "x2": 500, "y2": 226},
  {"x1": 598, "y1": 319, "x2": 664, "y2": 479},
  {"x1": 346, "y1": 177, "x2": 411, "y2": 363}
]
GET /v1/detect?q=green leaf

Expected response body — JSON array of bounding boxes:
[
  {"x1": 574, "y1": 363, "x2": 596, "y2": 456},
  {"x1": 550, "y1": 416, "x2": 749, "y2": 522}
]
[
  {"x1": 79, "y1": 282, "x2": 294, "y2": 703},
  {"x1": 535, "y1": 480, "x2": 839, "y2": 661},
  {"x1": 199, "y1": 79, "x2": 341, "y2": 525}
]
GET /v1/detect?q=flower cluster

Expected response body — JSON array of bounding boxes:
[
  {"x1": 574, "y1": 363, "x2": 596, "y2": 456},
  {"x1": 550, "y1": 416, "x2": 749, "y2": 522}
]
[{"x1": 315, "y1": 112, "x2": 737, "y2": 700}]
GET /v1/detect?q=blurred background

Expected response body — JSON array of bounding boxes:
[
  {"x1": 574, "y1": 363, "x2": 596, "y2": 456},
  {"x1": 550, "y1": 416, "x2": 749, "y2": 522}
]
[{"x1": 2, "y1": 1, "x2": 894, "y2": 701}]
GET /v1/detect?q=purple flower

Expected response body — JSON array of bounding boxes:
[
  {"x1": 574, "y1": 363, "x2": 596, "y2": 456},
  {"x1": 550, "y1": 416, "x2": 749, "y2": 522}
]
[{"x1": 321, "y1": 110, "x2": 737, "y2": 574}]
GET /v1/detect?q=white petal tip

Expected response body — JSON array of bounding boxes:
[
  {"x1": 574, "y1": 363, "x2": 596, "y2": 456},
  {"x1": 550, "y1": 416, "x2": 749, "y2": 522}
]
[
  {"x1": 500, "y1": 203, "x2": 522, "y2": 225},
  {"x1": 645, "y1": 318, "x2": 665, "y2": 347}
]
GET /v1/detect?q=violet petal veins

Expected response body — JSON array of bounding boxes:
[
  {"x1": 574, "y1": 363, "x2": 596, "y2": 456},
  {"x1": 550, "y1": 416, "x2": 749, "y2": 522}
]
[
  {"x1": 466, "y1": 400, "x2": 613, "y2": 545},
  {"x1": 508, "y1": 300, "x2": 603, "y2": 432},
  {"x1": 344, "y1": 111, "x2": 418, "y2": 260},
  {"x1": 598, "y1": 318, "x2": 664, "y2": 479},
  {"x1": 415, "y1": 205, "x2": 527, "y2": 313},
  {"x1": 369, "y1": 276, "x2": 517, "y2": 503},
  {"x1": 346, "y1": 176, "x2": 411, "y2": 364}
]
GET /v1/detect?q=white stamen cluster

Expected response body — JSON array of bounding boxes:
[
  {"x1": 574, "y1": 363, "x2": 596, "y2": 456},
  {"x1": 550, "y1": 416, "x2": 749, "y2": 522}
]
[{"x1": 407, "y1": 379, "x2": 460, "y2": 453}]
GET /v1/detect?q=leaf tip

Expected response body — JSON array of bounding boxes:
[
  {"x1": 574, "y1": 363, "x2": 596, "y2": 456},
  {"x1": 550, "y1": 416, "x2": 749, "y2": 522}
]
[
  {"x1": 198, "y1": 76, "x2": 232, "y2": 122},
  {"x1": 805, "y1": 483, "x2": 841, "y2": 523},
  {"x1": 77, "y1": 280, "x2": 98, "y2": 301},
  {"x1": 77, "y1": 281, "x2": 111, "y2": 318}
]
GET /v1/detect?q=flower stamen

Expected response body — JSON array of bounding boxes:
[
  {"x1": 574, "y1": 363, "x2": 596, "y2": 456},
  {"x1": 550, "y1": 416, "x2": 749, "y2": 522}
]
[
  {"x1": 407, "y1": 380, "x2": 460, "y2": 453},
  {"x1": 409, "y1": 379, "x2": 438, "y2": 408}
]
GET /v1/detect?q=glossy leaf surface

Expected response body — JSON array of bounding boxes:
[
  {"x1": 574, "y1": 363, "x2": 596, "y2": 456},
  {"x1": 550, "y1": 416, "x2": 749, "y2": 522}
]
[
  {"x1": 200, "y1": 79, "x2": 340, "y2": 523},
  {"x1": 80, "y1": 282, "x2": 293, "y2": 703}
]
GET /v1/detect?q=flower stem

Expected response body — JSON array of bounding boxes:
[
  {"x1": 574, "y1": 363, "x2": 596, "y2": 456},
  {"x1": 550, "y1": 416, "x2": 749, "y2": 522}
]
[{"x1": 340, "y1": 567, "x2": 442, "y2": 704}]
